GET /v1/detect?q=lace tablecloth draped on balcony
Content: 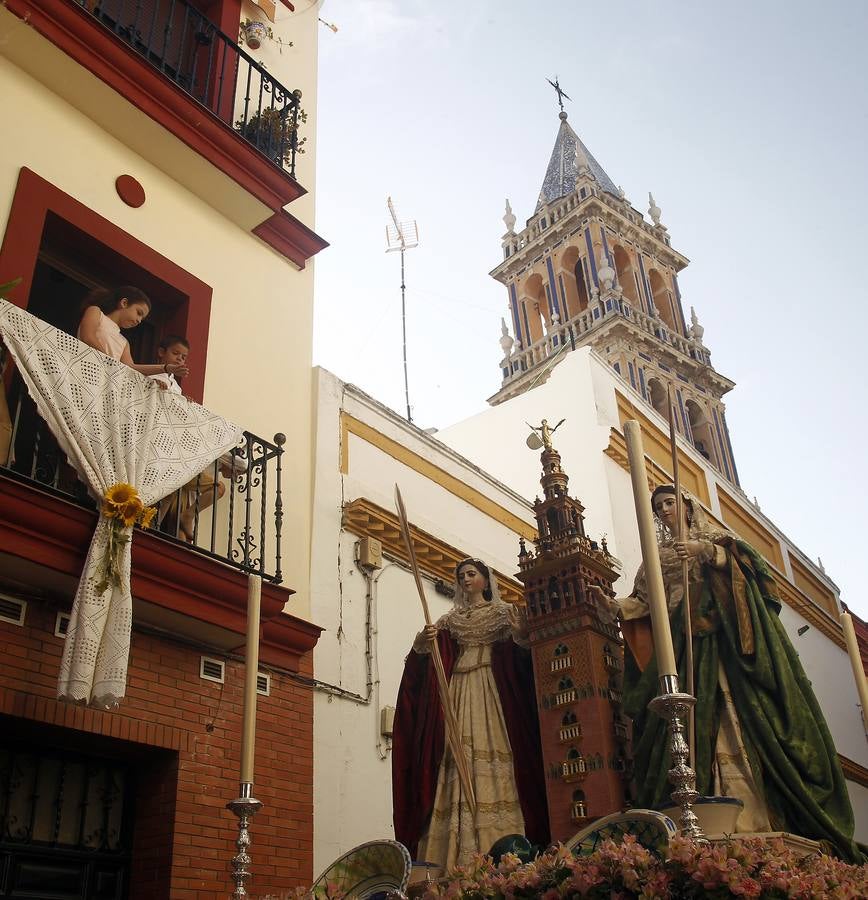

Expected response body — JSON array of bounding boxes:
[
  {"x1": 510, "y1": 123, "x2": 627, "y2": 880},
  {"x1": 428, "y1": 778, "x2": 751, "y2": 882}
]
[{"x1": 0, "y1": 300, "x2": 242, "y2": 708}]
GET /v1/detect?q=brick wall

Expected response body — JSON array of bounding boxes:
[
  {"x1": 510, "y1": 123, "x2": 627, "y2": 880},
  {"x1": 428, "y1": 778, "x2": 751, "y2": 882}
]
[{"x1": 0, "y1": 599, "x2": 315, "y2": 899}]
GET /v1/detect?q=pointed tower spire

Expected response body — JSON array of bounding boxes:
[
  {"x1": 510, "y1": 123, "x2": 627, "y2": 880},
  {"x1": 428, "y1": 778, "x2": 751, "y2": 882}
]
[{"x1": 536, "y1": 111, "x2": 619, "y2": 211}]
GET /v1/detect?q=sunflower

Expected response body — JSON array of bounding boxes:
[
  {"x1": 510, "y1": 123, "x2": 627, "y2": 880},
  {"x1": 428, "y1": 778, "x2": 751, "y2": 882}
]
[
  {"x1": 119, "y1": 496, "x2": 144, "y2": 527},
  {"x1": 139, "y1": 505, "x2": 157, "y2": 530},
  {"x1": 104, "y1": 483, "x2": 137, "y2": 508}
]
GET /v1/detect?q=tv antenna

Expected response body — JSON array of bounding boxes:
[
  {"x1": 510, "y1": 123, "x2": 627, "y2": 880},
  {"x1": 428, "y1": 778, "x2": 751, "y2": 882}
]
[{"x1": 385, "y1": 197, "x2": 420, "y2": 423}]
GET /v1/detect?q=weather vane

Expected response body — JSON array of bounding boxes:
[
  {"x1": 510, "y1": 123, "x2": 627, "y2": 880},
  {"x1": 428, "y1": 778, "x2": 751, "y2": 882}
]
[{"x1": 546, "y1": 77, "x2": 571, "y2": 113}]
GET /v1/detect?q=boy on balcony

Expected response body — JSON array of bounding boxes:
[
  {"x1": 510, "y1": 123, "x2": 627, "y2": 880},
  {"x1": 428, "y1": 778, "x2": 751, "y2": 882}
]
[{"x1": 150, "y1": 335, "x2": 233, "y2": 541}]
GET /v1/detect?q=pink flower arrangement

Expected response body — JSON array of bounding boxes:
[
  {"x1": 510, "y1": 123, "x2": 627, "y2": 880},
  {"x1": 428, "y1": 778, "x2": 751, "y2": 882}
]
[{"x1": 415, "y1": 835, "x2": 868, "y2": 899}]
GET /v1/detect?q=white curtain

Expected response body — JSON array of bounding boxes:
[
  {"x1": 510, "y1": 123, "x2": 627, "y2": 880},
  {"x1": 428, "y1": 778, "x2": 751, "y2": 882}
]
[{"x1": 0, "y1": 299, "x2": 242, "y2": 708}]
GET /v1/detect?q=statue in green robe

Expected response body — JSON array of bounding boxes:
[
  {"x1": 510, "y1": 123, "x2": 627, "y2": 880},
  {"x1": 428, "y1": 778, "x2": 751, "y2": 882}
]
[{"x1": 603, "y1": 484, "x2": 860, "y2": 862}]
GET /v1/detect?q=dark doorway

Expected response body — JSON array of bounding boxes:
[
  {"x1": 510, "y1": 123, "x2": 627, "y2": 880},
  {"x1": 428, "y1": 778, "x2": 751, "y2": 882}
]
[
  {"x1": 0, "y1": 741, "x2": 133, "y2": 899},
  {"x1": 0, "y1": 715, "x2": 179, "y2": 900}
]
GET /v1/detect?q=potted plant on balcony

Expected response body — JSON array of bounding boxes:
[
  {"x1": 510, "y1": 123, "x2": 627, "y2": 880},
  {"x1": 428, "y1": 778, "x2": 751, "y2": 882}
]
[
  {"x1": 239, "y1": 18, "x2": 292, "y2": 53},
  {"x1": 240, "y1": 18, "x2": 271, "y2": 49},
  {"x1": 234, "y1": 104, "x2": 307, "y2": 166}
]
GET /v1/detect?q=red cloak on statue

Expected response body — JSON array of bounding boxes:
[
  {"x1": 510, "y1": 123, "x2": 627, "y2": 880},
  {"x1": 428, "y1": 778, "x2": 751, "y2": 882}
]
[{"x1": 392, "y1": 629, "x2": 550, "y2": 857}]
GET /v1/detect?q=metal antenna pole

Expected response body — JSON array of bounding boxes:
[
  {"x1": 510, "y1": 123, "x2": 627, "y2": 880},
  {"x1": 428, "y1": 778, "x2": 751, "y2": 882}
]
[
  {"x1": 399, "y1": 246, "x2": 410, "y2": 422},
  {"x1": 386, "y1": 197, "x2": 419, "y2": 424}
]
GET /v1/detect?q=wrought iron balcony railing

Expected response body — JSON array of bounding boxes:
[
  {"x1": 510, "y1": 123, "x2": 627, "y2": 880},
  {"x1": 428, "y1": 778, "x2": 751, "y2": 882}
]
[
  {"x1": 74, "y1": 0, "x2": 303, "y2": 178},
  {"x1": 1, "y1": 349, "x2": 285, "y2": 584}
]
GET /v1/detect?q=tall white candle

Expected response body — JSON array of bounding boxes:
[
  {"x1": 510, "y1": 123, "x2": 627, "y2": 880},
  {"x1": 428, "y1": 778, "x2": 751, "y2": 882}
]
[
  {"x1": 624, "y1": 420, "x2": 678, "y2": 679},
  {"x1": 240, "y1": 574, "x2": 262, "y2": 784},
  {"x1": 840, "y1": 612, "x2": 868, "y2": 735}
]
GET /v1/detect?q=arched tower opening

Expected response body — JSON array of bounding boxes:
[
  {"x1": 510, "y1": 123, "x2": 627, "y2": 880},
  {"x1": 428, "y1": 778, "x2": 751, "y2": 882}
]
[
  {"x1": 647, "y1": 377, "x2": 667, "y2": 418},
  {"x1": 561, "y1": 245, "x2": 590, "y2": 317},
  {"x1": 612, "y1": 245, "x2": 641, "y2": 307},
  {"x1": 649, "y1": 269, "x2": 677, "y2": 333},
  {"x1": 686, "y1": 399, "x2": 718, "y2": 465},
  {"x1": 521, "y1": 272, "x2": 548, "y2": 344}
]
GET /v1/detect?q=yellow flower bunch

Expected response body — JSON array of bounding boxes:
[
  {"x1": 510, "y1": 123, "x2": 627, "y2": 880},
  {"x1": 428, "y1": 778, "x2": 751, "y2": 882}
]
[
  {"x1": 95, "y1": 483, "x2": 156, "y2": 593},
  {"x1": 101, "y1": 482, "x2": 156, "y2": 529}
]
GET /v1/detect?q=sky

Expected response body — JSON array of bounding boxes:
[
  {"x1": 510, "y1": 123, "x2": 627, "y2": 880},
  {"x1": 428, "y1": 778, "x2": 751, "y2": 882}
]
[{"x1": 312, "y1": 1, "x2": 868, "y2": 616}]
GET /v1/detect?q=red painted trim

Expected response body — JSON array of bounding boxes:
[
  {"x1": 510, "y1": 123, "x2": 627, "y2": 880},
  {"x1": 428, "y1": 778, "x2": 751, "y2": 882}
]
[
  {"x1": 207, "y1": 0, "x2": 244, "y2": 37},
  {"x1": 262, "y1": 614, "x2": 322, "y2": 670},
  {"x1": 252, "y1": 209, "x2": 330, "y2": 269},
  {"x1": 0, "y1": 473, "x2": 320, "y2": 668},
  {"x1": 0, "y1": 168, "x2": 211, "y2": 402},
  {"x1": 3, "y1": 0, "x2": 306, "y2": 213}
]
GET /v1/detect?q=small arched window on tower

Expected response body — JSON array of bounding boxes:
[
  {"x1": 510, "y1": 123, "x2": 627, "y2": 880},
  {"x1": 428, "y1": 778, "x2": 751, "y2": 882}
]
[
  {"x1": 686, "y1": 399, "x2": 719, "y2": 467},
  {"x1": 571, "y1": 789, "x2": 587, "y2": 820},
  {"x1": 551, "y1": 642, "x2": 572, "y2": 671},
  {"x1": 558, "y1": 676, "x2": 574, "y2": 691},
  {"x1": 562, "y1": 711, "x2": 577, "y2": 726},
  {"x1": 546, "y1": 508, "x2": 561, "y2": 537},
  {"x1": 548, "y1": 576, "x2": 561, "y2": 611}
]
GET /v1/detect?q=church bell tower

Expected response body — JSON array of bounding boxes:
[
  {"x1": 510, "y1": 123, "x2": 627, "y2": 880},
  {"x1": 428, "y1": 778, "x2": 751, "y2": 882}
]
[
  {"x1": 517, "y1": 433, "x2": 629, "y2": 843},
  {"x1": 490, "y1": 88, "x2": 741, "y2": 486}
]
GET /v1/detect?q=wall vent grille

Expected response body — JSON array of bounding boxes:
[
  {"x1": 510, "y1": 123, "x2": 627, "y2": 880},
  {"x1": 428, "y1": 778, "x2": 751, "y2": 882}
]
[
  {"x1": 200, "y1": 657, "x2": 226, "y2": 683},
  {"x1": 0, "y1": 594, "x2": 26, "y2": 626},
  {"x1": 54, "y1": 612, "x2": 71, "y2": 637}
]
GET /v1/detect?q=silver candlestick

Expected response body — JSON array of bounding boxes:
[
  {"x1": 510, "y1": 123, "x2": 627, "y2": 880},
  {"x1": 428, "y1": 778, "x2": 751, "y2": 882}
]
[
  {"x1": 648, "y1": 674, "x2": 706, "y2": 841},
  {"x1": 227, "y1": 782, "x2": 264, "y2": 898}
]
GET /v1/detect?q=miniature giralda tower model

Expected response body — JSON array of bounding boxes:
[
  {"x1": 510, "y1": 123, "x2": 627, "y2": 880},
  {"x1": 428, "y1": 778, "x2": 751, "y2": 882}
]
[
  {"x1": 517, "y1": 429, "x2": 628, "y2": 843},
  {"x1": 491, "y1": 96, "x2": 741, "y2": 486}
]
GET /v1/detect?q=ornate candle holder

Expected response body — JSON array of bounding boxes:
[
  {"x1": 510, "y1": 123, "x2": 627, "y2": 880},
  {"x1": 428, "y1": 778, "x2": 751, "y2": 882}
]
[
  {"x1": 227, "y1": 782, "x2": 264, "y2": 898},
  {"x1": 648, "y1": 674, "x2": 706, "y2": 841}
]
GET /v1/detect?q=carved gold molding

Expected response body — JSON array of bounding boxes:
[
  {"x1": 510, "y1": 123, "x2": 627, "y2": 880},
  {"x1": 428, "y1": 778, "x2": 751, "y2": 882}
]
[
  {"x1": 839, "y1": 754, "x2": 868, "y2": 788},
  {"x1": 342, "y1": 497, "x2": 525, "y2": 605}
]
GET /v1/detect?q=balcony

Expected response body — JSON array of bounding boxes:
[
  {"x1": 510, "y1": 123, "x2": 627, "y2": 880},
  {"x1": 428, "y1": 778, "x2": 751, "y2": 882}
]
[
  {"x1": 1, "y1": 0, "x2": 328, "y2": 267},
  {"x1": 73, "y1": 0, "x2": 304, "y2": 180},
  {"x1": 0, "y1": 339, "x2": 318, "y2": 672},
  {"x1": 553, "y1": 688, "x2": 577, "y2": 706},
  {"x1": 561, "y1": 757, "x2": 587, "y2": 782},
  {"x1": 570, "y1": 801, "x2": 588, "y2": 822},
  {"x1": 559, "y1": 722, "x2": 582, "y2": 742}
]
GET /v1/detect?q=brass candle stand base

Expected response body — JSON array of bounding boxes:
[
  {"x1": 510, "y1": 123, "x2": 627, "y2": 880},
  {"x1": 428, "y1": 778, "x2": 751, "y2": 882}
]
[
  {"x1": 648, "y1": 675, "x2": 706, "y2": 842},
  {"x1": 227, "y1": 782, "x2": 264, "y2": 898}
]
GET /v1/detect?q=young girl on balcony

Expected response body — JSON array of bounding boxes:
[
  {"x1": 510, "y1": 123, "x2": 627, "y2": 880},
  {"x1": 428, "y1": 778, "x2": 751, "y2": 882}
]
[{"x1": 77, "y1": 286, "x2": 189, "y2": 380}]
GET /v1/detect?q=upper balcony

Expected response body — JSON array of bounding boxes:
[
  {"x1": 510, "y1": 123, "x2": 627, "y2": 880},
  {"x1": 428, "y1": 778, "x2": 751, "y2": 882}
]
[
  {"x1": 0, "y1": 326, "x2": 319, "y2": 673},
  {"x1": 1, "y1": 0, "x2": 327, "y2": 267}
]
